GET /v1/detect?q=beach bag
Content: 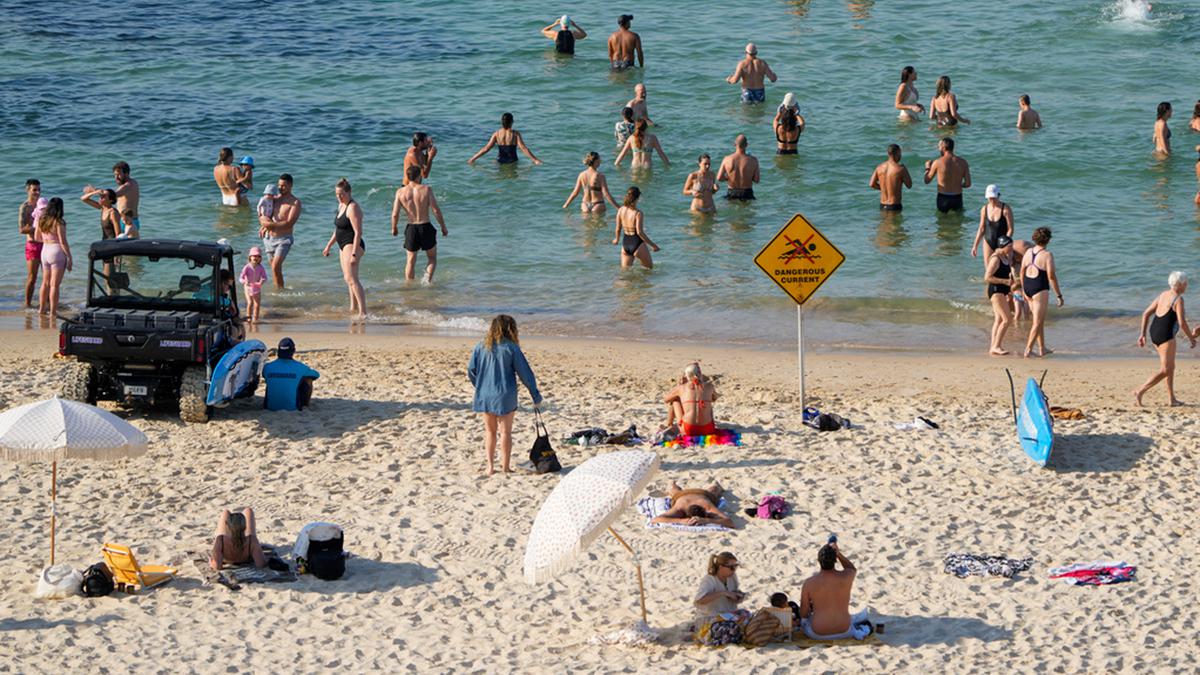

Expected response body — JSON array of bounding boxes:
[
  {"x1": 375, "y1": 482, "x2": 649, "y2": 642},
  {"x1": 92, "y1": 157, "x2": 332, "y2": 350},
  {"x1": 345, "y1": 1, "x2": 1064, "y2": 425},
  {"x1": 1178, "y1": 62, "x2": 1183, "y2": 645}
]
[
  {"x1": 741, "y1": 609, "x2": 783, "y2": 647},
  {"x1": 530, "y1": 411, "x2": 561, "y2": 474},
  {"x1": 80, "y1": 562, "x2": 114, "y2": 597},
  {"x1": 35, "y1": 564, "x2": 83, "y2": 600},
  {"x1": 308, "y1": 528, "x2": 345, "y2": 581},
  {"x1": 804, "y1": 407, "x2": 849, "y2": 432},
  {"x1": 555, "y1": 29, "x2": 575, "y2": 54}
]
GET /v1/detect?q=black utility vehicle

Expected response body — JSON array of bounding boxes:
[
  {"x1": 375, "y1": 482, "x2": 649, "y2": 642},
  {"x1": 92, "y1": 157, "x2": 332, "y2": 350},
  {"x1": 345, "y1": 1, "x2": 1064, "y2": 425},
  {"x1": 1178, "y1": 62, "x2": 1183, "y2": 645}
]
[{"x1": 58, "y1": 239, "x2": 244, "y2": 422}]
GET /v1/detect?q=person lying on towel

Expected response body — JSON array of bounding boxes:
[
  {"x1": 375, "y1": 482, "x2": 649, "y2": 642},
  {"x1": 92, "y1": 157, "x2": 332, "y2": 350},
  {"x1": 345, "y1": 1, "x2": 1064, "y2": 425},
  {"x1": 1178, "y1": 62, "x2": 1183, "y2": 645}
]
[
  {"x1": 652, "y1": 480, "x2": 734, "y2": 528},
  {"x1": 663, "y1": 362, "x2": 720, "y2": 435},
  {"x1": 798, "y1": 539, "x2": 875, "y2": 640},
  {"x1": 209, "y1": 508, "x2": 267, "y2": 570}
]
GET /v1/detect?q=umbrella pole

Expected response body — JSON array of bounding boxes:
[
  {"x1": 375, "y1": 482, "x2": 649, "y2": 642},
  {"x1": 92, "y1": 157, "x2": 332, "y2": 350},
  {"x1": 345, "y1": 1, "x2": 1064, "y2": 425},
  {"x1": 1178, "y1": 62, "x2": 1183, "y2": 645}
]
[
  {"x1": 607, "y1": 526, "x2": 647, "y2": 624},
  {"x1": 50, "y1": 460, "x2": 57, "y2": 566}
]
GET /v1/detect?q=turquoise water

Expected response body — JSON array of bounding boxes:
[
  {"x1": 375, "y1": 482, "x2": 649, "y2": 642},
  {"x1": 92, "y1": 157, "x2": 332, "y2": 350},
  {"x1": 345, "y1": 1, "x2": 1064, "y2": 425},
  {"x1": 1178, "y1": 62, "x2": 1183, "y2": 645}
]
[{"x1": 3, "y1": 0, "x2": 1199, "y2": 351}]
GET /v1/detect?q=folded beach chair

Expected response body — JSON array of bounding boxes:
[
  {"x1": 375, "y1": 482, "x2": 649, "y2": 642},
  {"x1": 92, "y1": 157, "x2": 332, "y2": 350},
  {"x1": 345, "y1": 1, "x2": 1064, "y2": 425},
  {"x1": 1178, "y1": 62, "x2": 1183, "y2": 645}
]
[{"x1": 100, "y1": 543, "x2": 178, "y2": 593}]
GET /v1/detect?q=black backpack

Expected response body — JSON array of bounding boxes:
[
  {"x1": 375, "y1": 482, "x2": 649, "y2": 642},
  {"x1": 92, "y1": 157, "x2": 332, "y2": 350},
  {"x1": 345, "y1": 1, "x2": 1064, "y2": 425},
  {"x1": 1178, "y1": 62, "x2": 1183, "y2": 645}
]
[
  {"x1": 308, "y1": 531, "x2": 345, "y2": 581},
  {"x1": 554, "y1": 29, "x2": 575, "y2": 55},
  {"x1": 81, "y1": 563, "x2": 114, "y2": 597},
  {"x1": 529, "y1": 411, "x2": 561, "y2": 473}
]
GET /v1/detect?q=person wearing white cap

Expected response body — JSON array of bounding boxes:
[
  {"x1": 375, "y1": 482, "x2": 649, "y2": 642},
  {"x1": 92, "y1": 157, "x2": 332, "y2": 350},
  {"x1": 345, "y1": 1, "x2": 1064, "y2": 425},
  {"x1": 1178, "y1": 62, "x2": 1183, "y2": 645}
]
[
  {"x1": 727, "y1": 43, "x2": 777, "y2": 104},
  {"x1": 971, "y1": 184, "x2": 1014, "y2": 261},
  {"x1": 541, "y1": 15, "x2": 586, "y2": 55}
]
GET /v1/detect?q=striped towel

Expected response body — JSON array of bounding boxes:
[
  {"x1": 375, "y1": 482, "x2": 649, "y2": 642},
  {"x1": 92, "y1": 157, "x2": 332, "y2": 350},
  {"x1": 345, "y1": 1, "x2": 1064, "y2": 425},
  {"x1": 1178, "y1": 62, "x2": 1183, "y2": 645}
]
[{"x1": 636, "y1": 496, "x2": 731, "y2": 532}]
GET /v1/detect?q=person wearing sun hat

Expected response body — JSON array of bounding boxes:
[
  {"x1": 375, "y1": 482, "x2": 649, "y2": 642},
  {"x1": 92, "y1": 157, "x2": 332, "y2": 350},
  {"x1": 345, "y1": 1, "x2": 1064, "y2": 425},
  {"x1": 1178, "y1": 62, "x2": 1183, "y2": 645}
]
[
  {"x1": 726, "y1": 42, "x2": 777, "y2": 104},
  {"x1": 239, "y1": 245, "x2": 267, "y2": 322}
]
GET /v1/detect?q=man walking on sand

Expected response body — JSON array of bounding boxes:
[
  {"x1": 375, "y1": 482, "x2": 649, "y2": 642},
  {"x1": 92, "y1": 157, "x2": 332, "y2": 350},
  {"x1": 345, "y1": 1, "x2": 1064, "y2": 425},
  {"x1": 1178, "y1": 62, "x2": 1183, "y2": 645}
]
[
  {"x1": 607, "y1": 14, "x2": 643, "y2": 70},
  {"x1": 404, "y1": 132, "x2": 437, "y2": 185},
  {"x1": 727, "y1": 43, "x2": 777, "y2": 104},
  {"x1": 717, "y1": 134, "x2": 760, "y2": 201},
  {"x1": 259, "y1": 173, "x2": 302, "y2": 289},
  {"x1": 392, "y1": 166, "x2": 448, "y2": 284},
  {"x1": 923, "y1": 137, "x2": 971, "y2": 213},
  {"x1": 869, "y1": 144, "x2": 913, "y2": 211}
]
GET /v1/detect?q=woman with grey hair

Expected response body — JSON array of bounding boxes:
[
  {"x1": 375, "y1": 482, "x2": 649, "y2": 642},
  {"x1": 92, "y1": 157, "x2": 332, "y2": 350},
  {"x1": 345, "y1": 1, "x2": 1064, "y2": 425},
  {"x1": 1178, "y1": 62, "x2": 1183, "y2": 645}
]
[{"x1": 1135, "y1": 271, "x2": 1196, "y2": 406}]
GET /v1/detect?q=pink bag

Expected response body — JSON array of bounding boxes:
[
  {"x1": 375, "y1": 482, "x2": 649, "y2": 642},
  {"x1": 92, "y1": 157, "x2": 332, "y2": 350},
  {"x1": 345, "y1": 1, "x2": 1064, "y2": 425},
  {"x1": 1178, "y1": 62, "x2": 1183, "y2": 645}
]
[{"x1": 755, "y1": 494, "x2": 788, "y2": 519}]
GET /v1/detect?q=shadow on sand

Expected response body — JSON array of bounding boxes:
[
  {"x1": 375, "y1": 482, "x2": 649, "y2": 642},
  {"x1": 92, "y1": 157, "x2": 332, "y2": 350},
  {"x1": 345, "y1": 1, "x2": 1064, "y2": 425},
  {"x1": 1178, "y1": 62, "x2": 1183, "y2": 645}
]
[
  {"x1": 1050, "y1": 432, "x2": 1154, "y2": 473},
  {"x1": 0, "y1": 614, "x2": 122, "y2": 631}
]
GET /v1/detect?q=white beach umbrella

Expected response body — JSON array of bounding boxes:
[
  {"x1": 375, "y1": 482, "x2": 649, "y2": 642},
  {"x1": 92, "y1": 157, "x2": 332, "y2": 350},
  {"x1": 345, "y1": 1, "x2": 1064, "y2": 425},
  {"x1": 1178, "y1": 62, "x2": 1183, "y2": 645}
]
[
  {"x1": 0, "y1": 397, "x2": 148, "y2": 565},
  {"x1": 523, "y1": 450, "x2": 659, "y2": 623}
]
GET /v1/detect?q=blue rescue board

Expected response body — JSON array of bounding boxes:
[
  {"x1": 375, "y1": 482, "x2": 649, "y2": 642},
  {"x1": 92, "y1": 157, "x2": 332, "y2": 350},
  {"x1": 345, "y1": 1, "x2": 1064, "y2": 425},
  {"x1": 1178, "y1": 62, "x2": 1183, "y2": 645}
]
[
  {"x1": 206, "y1": 340, "x2": 266, "y2": 407},
  {"x1": 1016, "y1": 377, "x2": 1054, "y2": 466}
]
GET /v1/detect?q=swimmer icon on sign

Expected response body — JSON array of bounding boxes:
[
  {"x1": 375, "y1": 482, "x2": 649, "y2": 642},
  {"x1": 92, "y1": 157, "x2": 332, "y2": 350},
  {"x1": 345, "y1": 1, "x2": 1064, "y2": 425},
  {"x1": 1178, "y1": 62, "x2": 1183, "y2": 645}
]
[{"x1": 754, "y1": 213, "x2": 845, "y2": 305}]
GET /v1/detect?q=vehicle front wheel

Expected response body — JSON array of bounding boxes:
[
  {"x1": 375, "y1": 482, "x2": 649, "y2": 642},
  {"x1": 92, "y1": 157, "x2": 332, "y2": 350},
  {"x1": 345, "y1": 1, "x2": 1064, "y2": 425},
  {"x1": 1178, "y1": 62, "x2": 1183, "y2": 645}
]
[
  {"x1": 179, "y1": 366, "x2": 211, "y2": 423},
  {"x1": 61, "y1": 361, "x2": 96, "y2": 404}
]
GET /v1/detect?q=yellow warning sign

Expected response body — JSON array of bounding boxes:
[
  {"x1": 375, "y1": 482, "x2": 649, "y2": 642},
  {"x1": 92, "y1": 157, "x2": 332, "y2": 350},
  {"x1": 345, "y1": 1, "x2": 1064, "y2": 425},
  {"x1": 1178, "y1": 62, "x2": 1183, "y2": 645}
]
[{"x1": 754, "y1": 213, "x2": 845, "y2": 305}]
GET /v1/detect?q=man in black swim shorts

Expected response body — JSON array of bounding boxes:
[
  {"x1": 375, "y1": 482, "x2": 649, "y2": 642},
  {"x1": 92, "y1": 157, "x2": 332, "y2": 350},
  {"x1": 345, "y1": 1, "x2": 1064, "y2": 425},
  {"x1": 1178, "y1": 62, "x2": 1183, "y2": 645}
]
[
  {"x1": 392, "y1": 166, "x2": 449, "y2": 283},
  {"x1": 923, "y1": 137, "x2": 971, "y2": 214},
  {"x1": 718, "y1": 134, "x2": 760, "y2": 201}
]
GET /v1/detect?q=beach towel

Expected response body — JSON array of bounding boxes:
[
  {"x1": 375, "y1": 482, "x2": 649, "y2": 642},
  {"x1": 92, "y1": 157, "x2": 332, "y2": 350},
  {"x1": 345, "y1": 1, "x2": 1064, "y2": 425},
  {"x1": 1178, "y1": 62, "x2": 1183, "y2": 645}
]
[
  {"x1": 800, "y1": 609, "x2": 873, "y2": 641},
  {"x1": 1049, "y1": 406, "x2": 1085, "y2": 420},
  {"x1": 943, "y1": 553, "x2": 1034, "y2": 579},
  {"x1": 1048, "y1": 561, "x2": 1136, "y2": 586},
  {"x1": 656, "y1": 429, "x2": 741, "y2": 449},
  {"x1": 191, "y1": 545, "x2": 296, "y2": 590},
  {"x1": 636, "y1": 496, "x2": 731, "y2": 532}
]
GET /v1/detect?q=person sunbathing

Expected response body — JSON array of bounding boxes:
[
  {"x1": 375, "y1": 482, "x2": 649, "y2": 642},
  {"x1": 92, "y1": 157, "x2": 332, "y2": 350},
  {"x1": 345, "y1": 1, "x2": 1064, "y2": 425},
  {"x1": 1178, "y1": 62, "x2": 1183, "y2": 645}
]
[
  {"x1": 209, "y1": 508, "x2": 267, "y2": 570},
  {"x1": 663, "y1": 362, "x2": 720, "y2": 435},
  {"x1": 652, "y1": 480, "x2": 734, "y2": 528},
  {"x1": 798, "y1": 539, "x2": 874, "y2": 640}
]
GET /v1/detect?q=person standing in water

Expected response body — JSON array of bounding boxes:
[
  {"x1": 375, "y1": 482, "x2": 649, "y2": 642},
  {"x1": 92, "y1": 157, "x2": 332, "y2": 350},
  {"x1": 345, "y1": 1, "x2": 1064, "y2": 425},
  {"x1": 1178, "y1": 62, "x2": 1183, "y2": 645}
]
[
  {"x1": 404, "y1": 132, "x2": 437, "y2": 185},
  {"x1": 626, "y1": 84, "x2": 654, "y2": 125},
  {"x1": 1020, "y1": 227, "x2": 1062, "y2": 358},
  {"x1": 213, "y1": 147, "x2": 245, "y2": 206},
  {"x1": 322, "y1": 178, "x2": 366, "y2": 320},
  {"x1": 392, "y1": 165, "x2": 449, "y2": 283},
  {"x1": 607, "y1": 14, "x2": 643, "y2": 70},
  {"x1": 1153, "y1": 101, "x2": 1172, "y2": 156},
  {"x1": 923, "y1": 137, "x2": 971, "y2": 213},
  {"x1": 726, "y1": 43, "x2": 777, "y2": 104},
  {"x1": 929, "y1": 75, "x2": 970, "y2": 126},
  {"x1": 80, "y1": 186, "x2": 121, "y2": 240},
  {"x1": 984, "y1": 235, "x2": 1018, "y2": 356},
  {"x1": 615, "y1": 120, "x2": 670, "y2": 170},
  {"x1": 615, "y1": 107, "x2": 636, "y2": 148},
  {"x1": 468, "y1": 113, "x2": 542, "y2": 165},
  {"x1": 36, "y1": 197, "x2": 72, "y2": 318},
  {"x1": 1016, "y1": 94, "x2": 1042, "y2": 129},
  {"x1": 895, "y1": 66, "x2": 925, "y2": 121},
  {"x1": 562, "y1": 152, "x2": 620, "y2": 214},
  {"x1": 1135, "y1": 271, "x2": 1196, "y2": 406},
  {"x1": 868, "y1": 144, "x2": 912, "y2": 211},
  {"x1": 774, "y1": 106, "x2": 803, "y2": 154},
  {"x1": 717, "y1": 134, "x2": 760, "y2": 201},
  {"x1": 541, "y1": 15, "x2": 586, "y2": 54},
  {"x1": 110, "y1": 161, "x2": 140, "y2": 233},
  {"x1": 259, "y1": 173, "x2": 302, "y2": 290},
  {"x1": 971, "y1": 184, "x2": 1015, "y2": 261},
  {"x1": 683, "y1": 154, "x2": 719, "y2": 214},
  {"x1": 18, "y1": 178, "x2": 42, "y2": 308},
  {"x1": 612, "y1": 186, "x2": 659, "y2": 269}
]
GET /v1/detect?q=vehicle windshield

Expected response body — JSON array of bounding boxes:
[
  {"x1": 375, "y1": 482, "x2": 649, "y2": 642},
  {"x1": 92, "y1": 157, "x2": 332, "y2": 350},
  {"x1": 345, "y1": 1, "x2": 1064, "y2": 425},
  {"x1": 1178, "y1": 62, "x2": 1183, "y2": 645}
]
[{"x1": 89, "y1": 254, "x2": 228, "y2": 312}]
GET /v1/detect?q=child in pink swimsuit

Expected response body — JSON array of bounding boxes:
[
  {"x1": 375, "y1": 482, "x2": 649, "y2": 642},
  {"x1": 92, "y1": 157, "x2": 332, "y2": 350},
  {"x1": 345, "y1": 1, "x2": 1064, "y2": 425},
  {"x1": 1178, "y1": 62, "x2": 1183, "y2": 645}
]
[{"x1": 239, "y1": 246, "x2": 267, "y2": 322}]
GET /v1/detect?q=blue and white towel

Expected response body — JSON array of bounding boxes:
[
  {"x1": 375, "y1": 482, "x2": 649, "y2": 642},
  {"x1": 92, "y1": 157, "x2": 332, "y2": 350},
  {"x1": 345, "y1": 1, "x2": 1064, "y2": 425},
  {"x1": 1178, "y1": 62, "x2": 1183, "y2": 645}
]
[{"x1": 636, "y1": 496, "x2": 732, "y2": 532}]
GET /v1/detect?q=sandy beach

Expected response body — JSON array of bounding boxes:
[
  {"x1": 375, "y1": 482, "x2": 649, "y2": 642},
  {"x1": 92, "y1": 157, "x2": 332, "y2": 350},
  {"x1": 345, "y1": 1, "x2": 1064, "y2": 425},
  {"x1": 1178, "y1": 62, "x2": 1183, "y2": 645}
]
[{"x1": 0, "y1": 328, "x2": 1195, "y2": 672}]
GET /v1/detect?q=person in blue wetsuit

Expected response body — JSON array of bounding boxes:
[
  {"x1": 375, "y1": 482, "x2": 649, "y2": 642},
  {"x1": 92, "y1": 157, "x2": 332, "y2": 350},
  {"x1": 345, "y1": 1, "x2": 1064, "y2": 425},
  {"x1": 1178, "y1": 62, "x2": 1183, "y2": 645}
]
[
  {"x1": 263, "y1": 337, "x2": 320, "y2": 411},
  {"x1": 467, "y1": 315, "x2": 542, "y2": 476}
]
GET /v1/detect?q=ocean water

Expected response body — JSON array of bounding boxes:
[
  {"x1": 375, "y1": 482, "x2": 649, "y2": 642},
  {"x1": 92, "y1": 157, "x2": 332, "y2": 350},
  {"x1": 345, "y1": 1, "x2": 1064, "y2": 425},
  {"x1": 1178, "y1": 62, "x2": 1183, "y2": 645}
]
[{"x1": 2, "y1": 0, "x2": 1198, "y2": 352}]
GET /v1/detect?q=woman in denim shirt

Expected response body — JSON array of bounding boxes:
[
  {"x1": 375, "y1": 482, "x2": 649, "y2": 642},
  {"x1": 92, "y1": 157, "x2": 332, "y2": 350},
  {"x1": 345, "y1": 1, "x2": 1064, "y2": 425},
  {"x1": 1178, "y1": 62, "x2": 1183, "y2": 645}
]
[{"x1": 468, "y1": 315, "x2": 542, "y2": 476}]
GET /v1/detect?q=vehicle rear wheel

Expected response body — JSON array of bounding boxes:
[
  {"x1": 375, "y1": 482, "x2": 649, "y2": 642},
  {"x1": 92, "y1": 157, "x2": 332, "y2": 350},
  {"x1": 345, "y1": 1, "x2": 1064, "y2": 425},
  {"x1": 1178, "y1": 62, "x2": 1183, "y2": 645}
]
[
  {"x1": 179, "y1": 366, "x2": 211, "y2": 423},
  {"x1": 61, "y1": 362, "x2": 96, "y2": 404}
]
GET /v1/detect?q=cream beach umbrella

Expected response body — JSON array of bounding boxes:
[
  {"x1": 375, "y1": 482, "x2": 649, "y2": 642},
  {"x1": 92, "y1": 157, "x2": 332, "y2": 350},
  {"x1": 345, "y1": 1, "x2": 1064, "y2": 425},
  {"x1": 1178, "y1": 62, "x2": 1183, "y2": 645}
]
[
  {"x1": 0, "y1": 397, "x2": 148, "y2": 565},
  {"x1": 523, "y1": 450, "x2": 660, "y2": 623}
]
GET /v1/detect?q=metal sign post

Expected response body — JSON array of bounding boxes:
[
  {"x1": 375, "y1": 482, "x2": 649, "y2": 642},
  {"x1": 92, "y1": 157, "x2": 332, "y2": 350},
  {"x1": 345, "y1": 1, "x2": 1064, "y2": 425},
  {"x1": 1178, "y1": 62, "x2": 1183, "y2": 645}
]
[{"x1": 753, "y1": 213, "x2": 844, "y2": 410}]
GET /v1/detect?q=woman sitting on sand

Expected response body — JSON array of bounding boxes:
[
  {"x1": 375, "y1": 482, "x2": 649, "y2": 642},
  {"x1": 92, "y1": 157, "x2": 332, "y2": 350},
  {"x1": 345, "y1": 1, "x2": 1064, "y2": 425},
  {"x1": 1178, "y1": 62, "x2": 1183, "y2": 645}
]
[
  {"x1": 210, "y1": 508, "x2": 267, "y2": 570},
  {"x1": 467, "y1": 315, "x2": 543, "y2": 476},
  {"x1": 1134, "y1": 271, "x2": 1196, "y2": 406},
  {"x1": 694, "y1": 552, "x2": 745, "y2": 624},
  {"x1": 562, "y1": 152, "x2": 620, "y2": 214},
  {"x1": 663, "y1": 362, "x2": 720, "y2": 436}
]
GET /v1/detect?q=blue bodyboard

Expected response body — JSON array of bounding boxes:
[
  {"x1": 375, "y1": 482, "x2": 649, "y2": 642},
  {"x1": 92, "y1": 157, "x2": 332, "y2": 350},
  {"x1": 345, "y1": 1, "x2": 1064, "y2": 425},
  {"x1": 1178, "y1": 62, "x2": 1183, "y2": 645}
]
[
  {"x1": 1016, "y1": 377, "x2": 1054, "y2": 466},
  {"x1": 206, "y1": 340, "x2": 266, "y2": 407}
]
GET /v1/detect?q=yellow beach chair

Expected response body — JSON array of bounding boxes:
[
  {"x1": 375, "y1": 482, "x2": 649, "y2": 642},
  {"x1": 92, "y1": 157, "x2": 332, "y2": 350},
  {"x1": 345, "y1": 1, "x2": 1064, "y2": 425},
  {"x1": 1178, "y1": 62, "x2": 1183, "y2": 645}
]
[{"x1": 100, "y1": 543, "x2": 178, "y2": 593}]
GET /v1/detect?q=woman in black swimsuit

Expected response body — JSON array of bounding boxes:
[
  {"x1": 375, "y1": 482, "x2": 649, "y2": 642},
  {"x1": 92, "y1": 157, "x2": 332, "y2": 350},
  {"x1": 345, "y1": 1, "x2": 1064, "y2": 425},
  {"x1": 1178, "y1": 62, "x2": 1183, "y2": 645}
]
[
  {"x1": 929, "y1": 75, "x2": 970, "y2": 127},
  {"x1": 611, "y1": 186, "x2": 659, "y2": 269},
  {"x1": 984, "y1": 235, "x2": 1017, "y2": 356},
  {"x1": 773, "y1": 106, "x2": 803, "y2": 155},
  {"x1": 972, "y1": 184, "x2": 1014, "y2": 261},
  {"x1": 1020, "y1": 227, "x2": 1062, "y2": 358},
  {"x1": 1135, "y1": 271, "x2": 1196, "y2": 406},
  {"x1": 322, "y1": 178, "x2": 366, "y2": 320},
  {"x1": 467, "y1": 112, "x2": 543, "y2": 166}
]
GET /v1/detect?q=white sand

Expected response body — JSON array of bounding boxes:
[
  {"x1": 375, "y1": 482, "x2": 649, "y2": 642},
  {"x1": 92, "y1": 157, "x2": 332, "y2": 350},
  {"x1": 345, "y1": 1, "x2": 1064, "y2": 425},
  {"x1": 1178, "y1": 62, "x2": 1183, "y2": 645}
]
[{"x1": 0, "y1": 330, "x2": 1195, "y2": 672}]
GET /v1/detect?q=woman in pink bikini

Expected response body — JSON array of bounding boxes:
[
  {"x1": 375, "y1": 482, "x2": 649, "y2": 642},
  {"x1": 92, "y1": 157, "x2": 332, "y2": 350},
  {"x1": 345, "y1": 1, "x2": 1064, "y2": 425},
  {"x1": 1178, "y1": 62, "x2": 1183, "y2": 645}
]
[
  {"x1": 36, "y1": 197, "x2": 72, "y2": 317},
  {"x1": 663, "y1": 362, "x2": 720, "y2": 435}
]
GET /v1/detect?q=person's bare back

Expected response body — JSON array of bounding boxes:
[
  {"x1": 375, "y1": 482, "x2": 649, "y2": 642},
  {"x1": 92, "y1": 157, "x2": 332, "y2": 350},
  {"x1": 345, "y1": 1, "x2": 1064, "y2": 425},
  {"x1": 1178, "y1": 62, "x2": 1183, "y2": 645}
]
[
  {"x1": 731, "y1": 55, "x2": 776, "y2": 89},
  {"x1": 607, "y1": 17, "x2": 642, "y2": 68},
  {"x1": 799, "y1": 544, "x2": 857, "y2": 635},
  {"x1": 870, "y1": 152, "x2": 912, "y2": 208},
  {"x1": 718, "y1": 152, "x2": 759, "y2": 191}
]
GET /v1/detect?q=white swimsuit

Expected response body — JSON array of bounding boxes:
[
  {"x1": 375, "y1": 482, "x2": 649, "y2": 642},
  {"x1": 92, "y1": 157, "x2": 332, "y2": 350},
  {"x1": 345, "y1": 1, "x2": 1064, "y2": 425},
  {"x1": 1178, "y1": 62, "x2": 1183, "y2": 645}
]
[{"x1": 898, "y1": 86, "x2": 919, "y2": 121}]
